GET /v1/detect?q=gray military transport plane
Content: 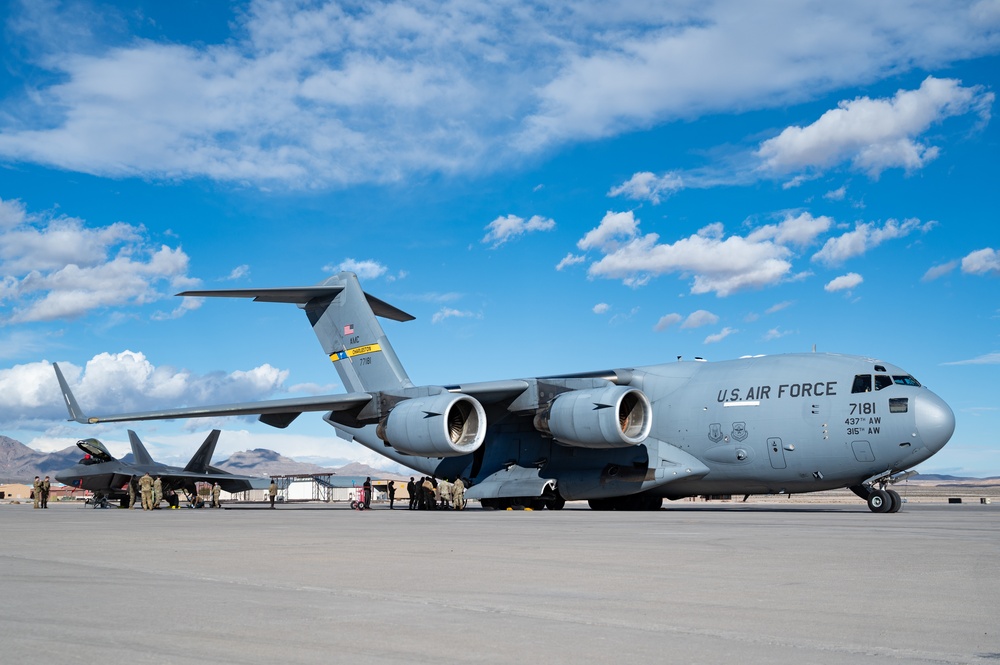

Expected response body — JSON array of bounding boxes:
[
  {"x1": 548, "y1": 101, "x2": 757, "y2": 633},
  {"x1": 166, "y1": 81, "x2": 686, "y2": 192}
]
[
  {"x1": 53, "y1": 271, "x2": 955, "y2": 513},
  {"x1": 52, "y1": 424, "x2": 268, "y2": 508}
]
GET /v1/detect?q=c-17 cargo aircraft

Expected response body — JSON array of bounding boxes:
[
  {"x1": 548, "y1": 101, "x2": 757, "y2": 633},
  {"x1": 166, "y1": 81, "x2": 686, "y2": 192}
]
[
  {"x1": 52, "y1": 425, "x2": 269, "y2": 508},
  {"x1": 54, "y1": 271, "x2": 955, "y2": 513}
]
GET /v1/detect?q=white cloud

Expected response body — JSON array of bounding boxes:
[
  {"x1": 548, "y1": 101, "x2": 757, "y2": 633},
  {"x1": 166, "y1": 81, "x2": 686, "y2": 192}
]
[
  {"x1": 766, "y1": 301, "x2": 793, "y2": 314},
  {"x1": 0, "y1": 198, "x2": 195, "y2": 323},
  {"x1": 326, "y1": 258, "x2": 388, "y2": 280},
  {"x1": 824, "y1": 186, "x2": 847, "y2": 201},
  {"x1": 812, "y1": 218, "x2": 935, "y2": 266},
  {"x1": 704, "y1": 327, "x2": 737, "y2": 344},
  {"x1": 2, "y1": 4, "x2": 996, "y2": 188},
  {"x1": 482, "y1": 214, "x2": 555, "y2": 248},
  {"x1": 763, "y1": 327, "x2": 793, "y2": 341},
  {"x1": 681, "y1": 310, "x2": 719, "y2": 329},
  {"x1": 582, "y1": 214, "x2": 793, "y2": 297},
  {"x1": 922, "y1": 260, "x2": 960, "y2": 281},
  {"x1": 756, "y1": 77, "x2": 994, "y2": 178},
  {"x1": 555, "y1": 253, "x2": 586, "y2": 271},
  {"x1": 654, "y1": 313, "x2": 682, "y2": 332},
  {"x1": 431, "y1": 308, "x2": 481, "y2": 324},
  {"x1": 961, "y1": 248, "x2": 1000, "y2": 275},
  {"x1": 943, "y1": 352, "x2": 1000, "y2": 365},
  {"x1": 748, "y1": 212, "x2": 833, "y2": 248},
  {"x1": 824, "y1": 272, "x2": 864, "y2": 292},
  {"x1": 226, "y1": 264, "x2": 250, "y2": 280},
  {"x1": 592, "y1": 303, "x2": 610, "y2": 314},
  {"x1": 607, "y1": 172, "x2": 684, "y2": 205}
]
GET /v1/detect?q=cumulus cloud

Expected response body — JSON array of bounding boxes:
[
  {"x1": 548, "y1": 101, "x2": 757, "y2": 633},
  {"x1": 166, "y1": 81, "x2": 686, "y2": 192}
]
[
  {"x1": 704, "y1": 327, "x2": 737, "y2": 344},
  {"x1": 2, "y1": 3, "x2": 997, "y2": 187},
  {"x1": 654, "y1": 313, "x2": 682, "y2": 332},
  {"x1": 482, "y1": 214, "x2": 555, "y2": 248},
  {"x1": 0, "y1": 351, "x2": 288, "y2": 426},
  {"x1": 325, "y1": 258, "x2": 388, "y2": 280},
  {"x1": 812, "y1": 218, "x2": 935, "y2": 266},
  {"x1": 824, "y1": 272, "x2": 864, "y2": 292},
  {"x1": 961, "y1": 248, "x2": 1000, "y2": 275},
  {"x1": 225, "y1": 264, "x2": 250, "y2": 281},
  {"x1": 610, "y1": 77, "x2": 994, "y2": 202},
  {"x1": 747, "y1": 212, "x2": 833, "y2": 248},
  {"x1": 578, "y1": 212, "x2": 793, "y2": 296},
  {"x1": 555, "y1": 253, "x2": 586, "y2": 271},
  {"x1": 681, "y1": 310, "x2": 719, "y2": 329},
  {"x1": 0, "y1": 198, "x2": 195, "y2": 323},
  {"x1": 592, "y1": 303, "x2": 610, "y2": 314},
  {"x1": 757, "y1": 77, "x2": 993, "y2": 178}
]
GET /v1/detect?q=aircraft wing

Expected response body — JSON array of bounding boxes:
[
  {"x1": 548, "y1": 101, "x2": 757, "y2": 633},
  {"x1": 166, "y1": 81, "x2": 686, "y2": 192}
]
[{"x1": 52, "y1": 363, "x2": 374, "y2": 427}]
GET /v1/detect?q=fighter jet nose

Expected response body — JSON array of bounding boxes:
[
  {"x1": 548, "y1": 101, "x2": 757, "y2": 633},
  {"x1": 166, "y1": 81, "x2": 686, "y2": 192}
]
[{"x1": 914, "y1": 391, "x2": 955, "y2": 454}]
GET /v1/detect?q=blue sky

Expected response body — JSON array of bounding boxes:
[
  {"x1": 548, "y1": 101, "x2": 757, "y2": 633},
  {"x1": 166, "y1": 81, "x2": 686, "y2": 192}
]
[{"x1": 1, "y1": 0, "x2": 997, "y2": 475}]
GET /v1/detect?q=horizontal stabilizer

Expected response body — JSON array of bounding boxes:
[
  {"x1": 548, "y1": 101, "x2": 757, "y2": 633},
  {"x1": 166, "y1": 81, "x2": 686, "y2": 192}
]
[{"x1": 177, "y1": 287, "x2": 415, "y2": 322}]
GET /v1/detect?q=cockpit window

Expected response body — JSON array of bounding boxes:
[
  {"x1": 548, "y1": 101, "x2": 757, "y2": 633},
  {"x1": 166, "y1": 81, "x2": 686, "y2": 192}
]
[
  {"x1": 874, "y1": 365, "x2": 886, "y2": 372},
  {"x1": 874, "y1": 375, "x2": 893, "y2": 391},
  {"x1": 852, "y1": 375, "x2": 872, "y2": 393},
  {"x1": 892, "y1": 375, "x2": 921, "y2": 387}
]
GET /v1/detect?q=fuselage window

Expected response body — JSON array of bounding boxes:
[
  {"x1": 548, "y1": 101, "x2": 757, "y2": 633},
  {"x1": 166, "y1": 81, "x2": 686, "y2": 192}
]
[
  {"x1": 892, "y1": 375, "x2": 921, "y2": 387},
  {"x1": 875, "y1": 375, "x2": 893, "y2": 391},
  {"x1": 852, "y1": 374, "x2": 872, "y2": 393},
  {"x1": 889, "y1": 398, "x2": 909, "y2": 413}
]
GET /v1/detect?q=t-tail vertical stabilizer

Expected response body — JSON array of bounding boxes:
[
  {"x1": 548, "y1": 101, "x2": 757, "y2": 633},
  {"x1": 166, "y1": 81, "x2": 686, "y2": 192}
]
[{"x1": 178, "y1": 272, "x2": 415, "y2": 393}]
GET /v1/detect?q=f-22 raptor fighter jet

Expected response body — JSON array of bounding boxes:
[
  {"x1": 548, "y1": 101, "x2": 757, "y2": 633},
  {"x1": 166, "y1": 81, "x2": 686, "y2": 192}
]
[
  {"x1": 54, "y1": 271, "x2": 955, "y2": 513},
  {"x1": 53, "y1": 426, "x2": 267, "y2": 508}
]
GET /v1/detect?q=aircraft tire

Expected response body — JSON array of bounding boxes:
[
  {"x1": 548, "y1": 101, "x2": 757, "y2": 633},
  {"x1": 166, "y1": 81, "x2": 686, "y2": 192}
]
[
  {"x1": 547, "y1": 497, "x2": 566, "y2": 511},
  {"x1": 886, "y1": 489, "x2": 902, "y2": 513},
  {"x1": 867, "y1": 489, "x2": 891, "y2": 513},
  {"x1": 588, "y1": 498, "x2": 612, "y2": 510}
]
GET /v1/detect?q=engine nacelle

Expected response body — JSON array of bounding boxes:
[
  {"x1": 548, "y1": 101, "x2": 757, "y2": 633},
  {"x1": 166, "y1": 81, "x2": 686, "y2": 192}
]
[
  {"x1": 533, "y1": 385, "x2": 651, "y2": 449},
  {"x1": 381, "y1": 393, "x2": 486, "y2": 457}
]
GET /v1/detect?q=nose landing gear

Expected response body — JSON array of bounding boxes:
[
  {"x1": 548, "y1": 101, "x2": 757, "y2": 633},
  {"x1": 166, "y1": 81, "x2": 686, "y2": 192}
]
[{"x1": 852, "y1": 470, "x2": 910, "y2": 513}]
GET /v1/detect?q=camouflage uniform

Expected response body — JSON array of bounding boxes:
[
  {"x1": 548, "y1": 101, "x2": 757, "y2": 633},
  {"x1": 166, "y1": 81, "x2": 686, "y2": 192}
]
[
  {"x1": 152, "y1": 477, "x2": 163, "y2": 509},
  {"x1": 139, "y1": 473, "x2": 153, "y2": 510},
  {"x1": 32, "y1": 476, "x2": 41, "y2": 509},
  {"x1": 211, "y1": 482, "x2": 221, "y2": 508},
  {"x1": 41, "y1": 476, "x2": 51, "y2": 508}
]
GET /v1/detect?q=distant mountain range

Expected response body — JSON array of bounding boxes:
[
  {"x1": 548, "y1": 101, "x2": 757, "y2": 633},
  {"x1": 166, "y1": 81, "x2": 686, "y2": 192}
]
[{"x1": 0, "y1": 435, "x2": 404, "y2": 484}]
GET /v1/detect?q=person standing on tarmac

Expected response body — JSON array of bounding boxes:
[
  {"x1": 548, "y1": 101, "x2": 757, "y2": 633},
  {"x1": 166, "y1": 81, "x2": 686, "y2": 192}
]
[
  {"x1": 453, "y1": 477, "x2": 466, "y2": 510},
  {"x1": 362, "y1": 477, "x2": 372, "y2": 509},
  {"x1": 41, "y1": 475, "x2": 51, "y2": 508},
  {"x1": 387, "y1": 480, "x2": 395, "y2": 509},
  {"x1": 211, "y1": 482, "x2": 221, "y2": 508},
  {"x1": 269, "y1": 480, "x2": 277, "y2": 508},
  {"x1": 152, "y1": 476, "x2": 163, "y2": 509},
  {"x1": 32, "y1": 476, "x2": 41, "y2": 509},
  {"x1": 128, "y1": 476, "x2": 138, "y2": 509},
  {"x1": 407, "y1": 478, "x2": 416, "y2": 510},
  {"x1": 139, "y1": 472, "x2": 153, "y2": 510}
]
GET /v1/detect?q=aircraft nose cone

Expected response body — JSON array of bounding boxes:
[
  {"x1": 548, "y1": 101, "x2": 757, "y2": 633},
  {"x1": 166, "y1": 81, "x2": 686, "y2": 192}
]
[{"x1": 914, "y1": 391, "x2": 955, "y2": 454}]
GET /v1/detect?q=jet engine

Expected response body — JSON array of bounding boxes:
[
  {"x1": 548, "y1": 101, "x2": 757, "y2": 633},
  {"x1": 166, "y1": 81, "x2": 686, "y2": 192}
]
[
  {"x1": 381, "y1": 393, "x2": 487, "y2": 457},
  {"x1": 533, "y1": 385, "x2": 652, "y2": 449}
]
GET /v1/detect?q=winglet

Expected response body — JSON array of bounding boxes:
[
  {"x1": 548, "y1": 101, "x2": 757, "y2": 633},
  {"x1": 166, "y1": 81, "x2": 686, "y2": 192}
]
[
  {"x1": 127, "y1": 430, "x2": 156, "y2": 466},
  {"x1": 184, "y1": 430, "x2": 221, "y2": 473},
  {"x1": 53, "y1": 363, "x2": 89, "y2": 424}
]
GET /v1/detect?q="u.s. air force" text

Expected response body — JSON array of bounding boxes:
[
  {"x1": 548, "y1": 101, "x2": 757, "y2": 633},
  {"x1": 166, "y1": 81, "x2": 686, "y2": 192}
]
[{"x1": 717, "y1": 381, "x2": 838, "y2": 402}]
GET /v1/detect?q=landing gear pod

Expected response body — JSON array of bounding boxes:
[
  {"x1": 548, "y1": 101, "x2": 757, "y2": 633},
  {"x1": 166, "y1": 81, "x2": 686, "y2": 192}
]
[
  {"x1": 533, "y1": 386, "x2": 652, "y2": 449},
  {"x1": 382, "y1": 393, "x2": 487, "y2": 457}
]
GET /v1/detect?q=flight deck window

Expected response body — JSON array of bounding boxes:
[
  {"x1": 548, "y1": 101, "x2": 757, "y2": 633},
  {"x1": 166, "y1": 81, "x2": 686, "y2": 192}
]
[
  {"x1": 893, "y1": 375, "x2": 921, "y2": 387},
  {"x1": 889, "y1": 398, "x2": 909, "y2": 413},
  {"x1": 874, "y1": 375, "x2": 893, "y2": 391},
  {"x1": 852, "y1": 375, "x2": 872, "y2": 393}
]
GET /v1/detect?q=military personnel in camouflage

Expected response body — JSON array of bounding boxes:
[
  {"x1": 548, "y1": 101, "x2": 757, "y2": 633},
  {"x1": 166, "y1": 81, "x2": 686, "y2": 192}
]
[{"x1": 139, "y1": 472, "x2": 153, "y2": 510}]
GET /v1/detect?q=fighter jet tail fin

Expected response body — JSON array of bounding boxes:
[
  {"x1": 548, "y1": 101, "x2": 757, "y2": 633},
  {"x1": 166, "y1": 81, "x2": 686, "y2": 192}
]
[
  {"x1": 53, "y1": 363, "x2": 89, "y2": 424},
  {"x1": 127, "y1": 430, "x2": 156, "y2": 466},
  {"x1": 178, "y1": 271, "x2": 415, "y2": 393},
  {"x1": 184, "y1": 429, "x2": 221, "y2": 473}
]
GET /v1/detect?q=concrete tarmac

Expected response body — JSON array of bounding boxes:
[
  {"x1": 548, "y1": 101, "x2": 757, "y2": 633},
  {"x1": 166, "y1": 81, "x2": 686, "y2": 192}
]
[{"x1": 2, "y1": 501, "x2": 998, "y2": 664}]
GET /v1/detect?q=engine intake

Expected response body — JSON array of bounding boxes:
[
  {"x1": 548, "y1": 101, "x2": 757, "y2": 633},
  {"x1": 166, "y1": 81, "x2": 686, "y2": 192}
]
[
  {"x1": 381, "y1": 393, "x2": 486, "y2": 457},
  {"x1": 534, "y1": 386, "x2": 651, "y2": 449}
]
